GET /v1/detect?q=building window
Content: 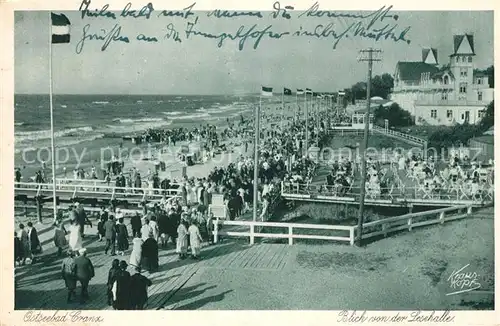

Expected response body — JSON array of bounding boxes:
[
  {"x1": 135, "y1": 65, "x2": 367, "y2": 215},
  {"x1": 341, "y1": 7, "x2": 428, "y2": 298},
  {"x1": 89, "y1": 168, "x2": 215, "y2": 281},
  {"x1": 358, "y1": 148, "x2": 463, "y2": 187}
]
[
  {"x1": 459, "y1": 83, "x2": 467, "y2": 93},
  {"x1": 478, "y1": 110, "x2": 485, "y2": 119},
  {"x1": 478, "y1": 91, "x2": 483, "y2": 101},
  {"x1": 441, "y1": 92, "x2": 448, "y2": 100},
  {"x1": 431, "y1": 110, "x2": 437, "y2": 119},
  {"x1": 443, "y1": 75, "x2": 449, "y2": 84},
  {"x1": 460, "y1": 68, "x2": 468, "y2": 77},
  {"x1": 468, "y1": 56, "x2": 472, "y2": 63},
  {"x1": 456, "y1": 56, "x2": 459, "y2": 63},
  {"x1": 462, "y1": 56, "x2": 466, "y2": 63},
  {"x1": 477, "y1": 78, "x2": 482, "y2": 84},
  {"x1": 447, "y1": 110, "x2": 453, "y2": 119}
]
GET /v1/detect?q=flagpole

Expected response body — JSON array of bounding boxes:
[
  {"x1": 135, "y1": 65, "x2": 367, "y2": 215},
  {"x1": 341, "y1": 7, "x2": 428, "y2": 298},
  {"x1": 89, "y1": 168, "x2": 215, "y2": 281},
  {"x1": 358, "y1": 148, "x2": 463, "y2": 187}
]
[
  {"x1": 295, "y1": 92, "x2": 297, "y2": 124},
  {"x1": 304, "y1": 92, "x2": 308, "y2": 156},
  {"x1": 253, "y1": 96, "x2": 261, "y2": 222},
  {"x1": 48, "y1": 13, "x2": 58, "y2": 222},
  {"x1": 281, "y1": 89, "x2": 284, "y2": 130}
]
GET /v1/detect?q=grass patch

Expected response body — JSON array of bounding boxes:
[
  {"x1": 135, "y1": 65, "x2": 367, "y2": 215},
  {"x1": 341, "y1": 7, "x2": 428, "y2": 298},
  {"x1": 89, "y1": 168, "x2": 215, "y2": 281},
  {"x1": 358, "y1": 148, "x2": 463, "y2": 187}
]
[
  {"x1": 296, "y1": 251, "x2": 389, "y2": 271},
  {"x1": 421, "y1": 258, "x2": 449, "y2": 286}
]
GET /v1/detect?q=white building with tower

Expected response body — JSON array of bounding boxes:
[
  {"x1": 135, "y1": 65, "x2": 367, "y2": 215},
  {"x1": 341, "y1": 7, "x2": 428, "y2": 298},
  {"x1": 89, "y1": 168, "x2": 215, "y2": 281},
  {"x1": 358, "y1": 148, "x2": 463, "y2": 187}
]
[{"x1": 390, "y1": 34, "x2": 493, "y2": 126}]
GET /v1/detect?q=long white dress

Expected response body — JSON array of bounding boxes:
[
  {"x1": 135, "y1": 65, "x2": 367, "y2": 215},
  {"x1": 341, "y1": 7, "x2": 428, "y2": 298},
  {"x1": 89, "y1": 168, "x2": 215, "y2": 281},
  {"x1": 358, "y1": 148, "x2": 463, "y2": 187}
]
[{"x1": 68, "y1": 224, "x2": 83, "y2": 252}]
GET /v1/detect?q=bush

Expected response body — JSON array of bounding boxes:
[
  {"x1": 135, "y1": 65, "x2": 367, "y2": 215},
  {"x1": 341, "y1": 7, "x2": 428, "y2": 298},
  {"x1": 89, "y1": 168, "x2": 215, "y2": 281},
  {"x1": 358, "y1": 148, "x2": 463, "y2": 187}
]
[{"x1": 374, "y1": 103, "x2": 415, "y2": 128}]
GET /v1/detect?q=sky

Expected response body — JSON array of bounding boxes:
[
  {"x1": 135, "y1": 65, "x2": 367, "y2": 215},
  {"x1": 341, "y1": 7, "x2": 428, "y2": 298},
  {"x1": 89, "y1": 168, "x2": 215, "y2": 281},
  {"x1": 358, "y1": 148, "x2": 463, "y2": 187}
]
[{"x1": 14, "y1": 9, "x2": 493, "y2": 95}]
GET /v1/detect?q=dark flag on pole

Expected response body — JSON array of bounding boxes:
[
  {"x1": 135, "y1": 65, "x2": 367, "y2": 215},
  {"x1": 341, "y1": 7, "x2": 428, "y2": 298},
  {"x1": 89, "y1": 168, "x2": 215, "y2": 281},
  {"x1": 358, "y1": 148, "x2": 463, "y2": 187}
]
[
  {"x1": 296, "y1": 89, "x2": 304, "y2": 95},
  {"x1": 305, "y1": 88, "x2": 313, "y2": 94},
  {"x1": 51, "y1": 13, "x2": 71, "y2": 44},
  {"x1": 283, "y1": 88, "x2": 292, "y2": 95},
  {"x1": 261, "y1": 86, "x2": 273, "y2": 97}
]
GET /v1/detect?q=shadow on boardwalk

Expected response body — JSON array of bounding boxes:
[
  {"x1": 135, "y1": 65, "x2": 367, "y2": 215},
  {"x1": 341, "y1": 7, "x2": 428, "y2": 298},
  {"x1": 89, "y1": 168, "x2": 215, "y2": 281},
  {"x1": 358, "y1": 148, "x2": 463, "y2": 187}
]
[{"x1": 14, "y1": 231, "x2": 250, "y2": 310}]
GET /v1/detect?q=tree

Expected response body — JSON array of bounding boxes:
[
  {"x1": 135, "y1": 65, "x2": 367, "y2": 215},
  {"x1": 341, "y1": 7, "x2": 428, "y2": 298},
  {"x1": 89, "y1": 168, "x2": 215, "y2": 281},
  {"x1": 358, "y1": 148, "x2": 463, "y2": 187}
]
[
  {"x1": 373, "y1": 103, "x2": 414, "y2": 128},
  {"x1": 486, "y1": 66, "x2": 494, "y2": 88},
  {"x1": 477, "y1": 100, "x2": 494, "y2": 132},
  {"x1": 350, "y1": 82, "x2": 366, "y2": 100},
  {"x1": 371, "y1": 73, "x2": 394, "y2": 99}
]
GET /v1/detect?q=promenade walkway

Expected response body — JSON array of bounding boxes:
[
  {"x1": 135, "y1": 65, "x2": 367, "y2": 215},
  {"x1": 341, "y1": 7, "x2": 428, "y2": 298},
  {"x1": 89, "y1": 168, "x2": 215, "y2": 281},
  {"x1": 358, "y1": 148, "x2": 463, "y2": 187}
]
[
  {"x1": 14, "y1": 219, "x2": 290, "y2": 310},
  {"x1": 14, "y1": 209, "x2": 494, "y2": 310}
]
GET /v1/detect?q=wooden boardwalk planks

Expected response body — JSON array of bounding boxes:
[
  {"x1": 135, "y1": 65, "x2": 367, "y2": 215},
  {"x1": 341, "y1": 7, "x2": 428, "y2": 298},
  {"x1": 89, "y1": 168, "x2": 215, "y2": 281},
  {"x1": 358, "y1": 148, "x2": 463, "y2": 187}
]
[{"x1": 15, "y1": 230, "x2": 292, "y2": 310}]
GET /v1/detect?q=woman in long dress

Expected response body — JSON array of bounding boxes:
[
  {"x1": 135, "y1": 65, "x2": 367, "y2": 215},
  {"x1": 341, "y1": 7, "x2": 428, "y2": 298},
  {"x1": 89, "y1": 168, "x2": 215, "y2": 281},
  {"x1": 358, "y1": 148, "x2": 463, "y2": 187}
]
[
  {"x1": 129, "y1": 237, "x2": 143, "y2": 270},
  {"x1": 188, "y1": 222, "x2": 203, "y2": 259},
  {"x1": 176, "y1": 221, "x2": 189, "y2": 259},
  {"x1": 116, "y1": 218, "x2": 129, "y2": 255},
  {"x1": 68, "y1": 220, "x2": 83, "y2": 253}
]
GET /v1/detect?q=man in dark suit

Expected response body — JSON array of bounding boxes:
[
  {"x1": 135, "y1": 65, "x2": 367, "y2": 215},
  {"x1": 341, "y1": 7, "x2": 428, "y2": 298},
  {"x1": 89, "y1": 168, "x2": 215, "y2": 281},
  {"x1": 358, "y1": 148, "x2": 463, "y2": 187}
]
[
  {"x1": 74, "y1": 248, "x2": 95, "y2": 303},
  {"x1": 129, "y1": 266, "x2": 152, "y2": 309},
  {"x1": 75, "y1": 202, "x2": 90, "y2": 238},
  {"x1": 26, "y1": 222, "x2": 41, "y2": 263},
  {"x1": 104, "y1": 215, "x2": 117, "y2": 255}
]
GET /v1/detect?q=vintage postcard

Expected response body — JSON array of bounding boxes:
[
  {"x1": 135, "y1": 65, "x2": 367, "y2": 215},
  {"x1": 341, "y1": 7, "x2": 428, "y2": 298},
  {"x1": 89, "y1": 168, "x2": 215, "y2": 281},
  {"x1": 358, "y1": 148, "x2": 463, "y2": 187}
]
[{"x1": 0, "y1": 0, "x2": 497, "y2": 324}]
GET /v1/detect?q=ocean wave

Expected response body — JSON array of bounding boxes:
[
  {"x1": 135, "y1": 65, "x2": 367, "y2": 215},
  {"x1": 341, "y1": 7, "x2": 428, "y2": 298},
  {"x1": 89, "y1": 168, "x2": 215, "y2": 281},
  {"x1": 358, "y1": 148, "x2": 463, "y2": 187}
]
[
  {"x1": 92, "y1": 101, "x2": 109, "y2": 104},
  {"x1": 14, "y1": 122, "x2": 25, "y2": 126},
  {"x1": 15, "y1": 134, "x2": 105, "y2": 154},
  {"x1": 162, "y1": 111, "x2": 184, "y2": 116},
  {"x1": 105, "y1": 120, "x2": 173, "y2": 133},
  {"x1": 15, "y1": 126, "x2": 94, "y2": 142},
  {"x1": 112, "y1": 117, "x2": 166, "y2": 124},
  {"x1": 168, "y1": 112, "x2": 211, "y2": 120}
]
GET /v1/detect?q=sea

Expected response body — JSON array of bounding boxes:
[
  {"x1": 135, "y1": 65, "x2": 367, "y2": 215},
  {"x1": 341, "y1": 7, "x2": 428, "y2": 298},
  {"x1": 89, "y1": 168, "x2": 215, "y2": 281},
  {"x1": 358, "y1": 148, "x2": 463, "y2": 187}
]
[{"x1": 14, "y1": 94, "x2": 262, "y2": 154}]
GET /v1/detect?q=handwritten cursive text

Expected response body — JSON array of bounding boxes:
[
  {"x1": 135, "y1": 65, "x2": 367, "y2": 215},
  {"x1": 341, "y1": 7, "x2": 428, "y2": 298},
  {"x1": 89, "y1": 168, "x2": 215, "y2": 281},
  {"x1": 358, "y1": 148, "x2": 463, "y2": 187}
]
[{"x1": 76, "y1": 24, "x2": 130, "y2": 54}]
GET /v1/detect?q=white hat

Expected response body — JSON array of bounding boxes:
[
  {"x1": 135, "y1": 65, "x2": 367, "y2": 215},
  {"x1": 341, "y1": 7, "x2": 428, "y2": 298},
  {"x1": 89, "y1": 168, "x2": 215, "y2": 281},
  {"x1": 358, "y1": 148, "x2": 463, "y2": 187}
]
[
  {"x1": 74, "y1": 202, "x2": 80, "y2": 207},
  {"x1": 78, "y1": 248, "x2": 87, "y2": 254}
]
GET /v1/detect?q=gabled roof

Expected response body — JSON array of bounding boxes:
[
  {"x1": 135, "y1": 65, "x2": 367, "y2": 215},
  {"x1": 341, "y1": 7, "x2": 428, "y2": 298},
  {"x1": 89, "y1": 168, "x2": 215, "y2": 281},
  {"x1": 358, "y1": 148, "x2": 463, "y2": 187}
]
[
  {"x1": 431, "y1": 69, "x2": 454, "y2": 80},
  {"x1": 451, "y1": 34, "x2": 475, "y2": 56},
  {"x1": 422, "y1": 48, "x2": 438, "y2": 64},
  {"x1": 395, "y1": 62, "x2": 441, "y2": 82}
]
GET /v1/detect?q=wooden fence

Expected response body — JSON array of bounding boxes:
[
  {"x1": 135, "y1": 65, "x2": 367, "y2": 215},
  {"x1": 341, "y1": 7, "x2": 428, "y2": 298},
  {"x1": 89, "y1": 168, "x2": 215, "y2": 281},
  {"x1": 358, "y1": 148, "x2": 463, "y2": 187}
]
[
  {"x1": 213, "y1": 204, "x2": 475, "y2": 245},
  {"x1": 373, "y1": 125, "x2": 427, "y2": 147}
]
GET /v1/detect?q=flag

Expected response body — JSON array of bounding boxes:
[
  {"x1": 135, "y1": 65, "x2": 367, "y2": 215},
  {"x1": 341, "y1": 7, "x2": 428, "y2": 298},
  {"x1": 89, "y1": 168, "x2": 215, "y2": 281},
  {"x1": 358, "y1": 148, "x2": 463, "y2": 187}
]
[
  {"x1": 284, "y1": 88, "x2": 292, "y2": 95},
  {"x1": 51, "y1": 13, "x2": 71, "y2": 44},
  {"x1": 261, "y1": 86, "x2": 273, "y2": 97},
  {"x1": 296, "y1": 89, "x2": 304, "y2": 95},
  {"x1": 313, "y1": 92, "x2": 319, "y2": 97},
  {"x1": 306, "y1": 88, "x2": 313, "y2": 94}
]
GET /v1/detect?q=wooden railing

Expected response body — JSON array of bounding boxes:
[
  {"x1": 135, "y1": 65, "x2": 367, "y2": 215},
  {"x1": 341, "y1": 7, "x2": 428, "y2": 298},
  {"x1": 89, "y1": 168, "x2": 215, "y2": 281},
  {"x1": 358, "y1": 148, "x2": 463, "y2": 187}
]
[
  {"x1": 14, "y1": 181, "x2": 182, "y2": 201},
  {"x1": 281, "y1": 181, "x2": 494, "y2": 204},
  {"x1": 373, "y1": 125, "x2": 427, "y2": 147},
  {"x1": 213, "y1": 219, "x2": 355, "y2": 245},
  {"x1": 354, "y1": 205, "x2": 473, "y2": 240},
  {"x1": 212, "y1": 204, "x2": 475, "y2": 246}
]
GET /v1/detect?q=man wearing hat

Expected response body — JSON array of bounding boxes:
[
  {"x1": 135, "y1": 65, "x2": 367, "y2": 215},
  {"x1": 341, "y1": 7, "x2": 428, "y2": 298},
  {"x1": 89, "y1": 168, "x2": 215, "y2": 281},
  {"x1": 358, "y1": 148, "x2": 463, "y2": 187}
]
[{"x1": 73, "y1": 248, "x2": 95, "y2": 304}]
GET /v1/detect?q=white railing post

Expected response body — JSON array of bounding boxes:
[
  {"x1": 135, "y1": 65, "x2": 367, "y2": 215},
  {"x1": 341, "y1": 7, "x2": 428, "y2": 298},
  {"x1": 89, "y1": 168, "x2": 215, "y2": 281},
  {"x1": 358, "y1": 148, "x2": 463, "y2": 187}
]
[
  {"x1": 288, "y1": 226, "x2": 293, "y2": 245},
  {"x1": 250, "y1": 224, "x2": 255, "y2": 245},
  {"x1": 214, "y1": 217, "x2": 219, "y2": 244},
  {"x1": 439, "y1": 211, "x2": 445, "y2": 224},
  {"x1": 408, "y1": 217, "x2": 412, "y2": 231},
  {"x1": 350, "y1": 228, "x2": 355, "y2": 246},
  {"x1": 467, "y1": 206, "x2": 473, "y2": 215},
  {"x1": 382, "y1": 223, "x2": 387, "y2": 237}
]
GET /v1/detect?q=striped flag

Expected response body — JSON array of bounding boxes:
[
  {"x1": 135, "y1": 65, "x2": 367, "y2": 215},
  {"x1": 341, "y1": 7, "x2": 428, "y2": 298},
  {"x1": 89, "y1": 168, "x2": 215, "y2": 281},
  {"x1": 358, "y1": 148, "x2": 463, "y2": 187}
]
[
  {"x1": 261, "y1": 86, "x2": 273, "y2": 97},
  {"x1": 296, "y1": 89, "x2": 304, "y2": 95},
  {"x1": 51, "y1": 13, "x2": 71, "y2": 44},
  {"x1": 305, "y1": 88, "x2": 312, "y2": 94},
  {"x1": 283, "y1": 88, "x2": 292, "y2": 95}
]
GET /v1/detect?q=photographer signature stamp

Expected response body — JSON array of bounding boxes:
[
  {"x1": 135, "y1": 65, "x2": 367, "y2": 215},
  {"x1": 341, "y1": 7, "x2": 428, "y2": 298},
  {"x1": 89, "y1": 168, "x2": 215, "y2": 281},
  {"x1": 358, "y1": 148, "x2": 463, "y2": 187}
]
[{"x1": 446, "y1": 264, "x2": 481, "y2": 296}]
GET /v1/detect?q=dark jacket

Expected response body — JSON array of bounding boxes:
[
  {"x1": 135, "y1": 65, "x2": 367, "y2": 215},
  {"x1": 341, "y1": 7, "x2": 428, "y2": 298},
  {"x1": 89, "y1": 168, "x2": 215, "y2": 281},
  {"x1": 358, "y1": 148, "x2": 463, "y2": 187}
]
[
  {"x1": 130, "y1": 214, "x2": 142, "y2": 231},
  {"x1": 74, "y1": 255, "x2": 95, "y2": 280},
  {"x1": 114, "y1": 270, "x2": 131, "y2": 310},
  {"x1": 130, "y1": 273, "x2": 152, "y2": 307},
  {"x1": 104, "y1": 220, "x2": 117, "y2": 240},
  {"x1": 28, "y1": 228, "x2": 41, "y2": 254},
  {"x1": 76, "y1": 206, "x2": 87, "y2": 225}
]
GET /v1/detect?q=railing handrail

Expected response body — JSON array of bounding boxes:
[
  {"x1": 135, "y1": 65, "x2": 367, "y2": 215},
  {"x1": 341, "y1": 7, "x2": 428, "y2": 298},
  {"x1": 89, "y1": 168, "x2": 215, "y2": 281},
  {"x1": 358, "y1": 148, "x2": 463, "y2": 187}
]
[
  {"x1": 14, "y1": 181, "x2": 181, "y2": 195},
  {"x1": 359, "y1": 204, "x2": 470, "y2": 228},
  {"x1": 220, "y1": 219, "x2": 354, "y2": 231}
]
